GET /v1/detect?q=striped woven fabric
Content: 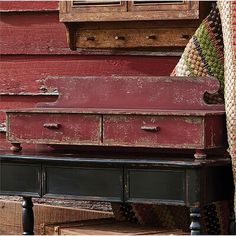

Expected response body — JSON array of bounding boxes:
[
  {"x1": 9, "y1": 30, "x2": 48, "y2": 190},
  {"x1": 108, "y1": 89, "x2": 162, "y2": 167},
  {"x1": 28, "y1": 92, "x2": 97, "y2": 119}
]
[
  {"x1": 171, "y1": 3, "x2": 224, "y2": 104},
  {"x1": 112, "y1": 201, "x2": 232, "y2": 234}
]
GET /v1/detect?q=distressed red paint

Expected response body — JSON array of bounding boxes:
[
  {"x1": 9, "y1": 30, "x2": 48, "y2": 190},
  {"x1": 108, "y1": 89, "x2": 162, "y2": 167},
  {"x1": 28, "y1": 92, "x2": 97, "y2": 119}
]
[
  {"x1": 0, "y1": 1, "x2": 185, "y2": 150},
  {"x1": 6, "y1": 76, "x2": 227, "y2": 157}
]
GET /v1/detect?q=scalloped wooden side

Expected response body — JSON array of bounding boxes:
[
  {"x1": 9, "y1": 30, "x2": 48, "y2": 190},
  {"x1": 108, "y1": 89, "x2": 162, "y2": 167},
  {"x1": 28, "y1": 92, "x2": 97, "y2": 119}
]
[{"x1": 38, "y1": 76, "x2": 224, "y2": 111}]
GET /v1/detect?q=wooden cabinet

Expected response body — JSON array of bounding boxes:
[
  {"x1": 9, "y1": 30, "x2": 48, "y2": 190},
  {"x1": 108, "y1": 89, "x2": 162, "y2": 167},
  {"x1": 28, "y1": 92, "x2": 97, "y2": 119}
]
[
  {"x1": 60, "y1": 1, "x2": 206, "y2": 22},
  {"x1": 59, "y1": 1, "x2": 211, "y2": 50}
]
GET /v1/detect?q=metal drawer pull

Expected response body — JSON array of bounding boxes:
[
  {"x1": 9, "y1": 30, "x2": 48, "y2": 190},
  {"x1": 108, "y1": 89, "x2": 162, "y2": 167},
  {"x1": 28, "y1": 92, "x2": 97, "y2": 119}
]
[
  {"x1": 115, "y1": 36, "x2": 125, "y2": 41},
  {"x1": 141, "y1": 126, "x2": 159, "y2": 132},
  {"x1": 43, "y1": 123, "x2": 61, "y2": 129},
  {"x1": 85, "y1": 36, "x2": 95, "y2": 41},
  {"x1": 146, "y1": 35, "x2": 156, "y2": 40}
]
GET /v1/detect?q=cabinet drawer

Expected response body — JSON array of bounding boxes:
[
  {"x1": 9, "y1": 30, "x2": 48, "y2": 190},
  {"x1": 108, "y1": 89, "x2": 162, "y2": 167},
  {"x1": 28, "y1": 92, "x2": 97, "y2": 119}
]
[
  {"x1": 7, "y1": 113, "x2": 101, "y2": 145},
  {"x1": 76, "y1": 27, "x2": 195, "y2": 48},
  {"x1": 103, "y1": 115, "x2": 203, "y2": 148},
  {"x1": 43, "y1": 166, "x2": 123, "y2": 201}
]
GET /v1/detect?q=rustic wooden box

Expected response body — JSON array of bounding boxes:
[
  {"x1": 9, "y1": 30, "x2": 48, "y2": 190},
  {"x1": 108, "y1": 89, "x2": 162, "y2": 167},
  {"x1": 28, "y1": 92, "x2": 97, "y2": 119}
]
[
  {"x1": 0, "y1": 200, "x2": 112, "y2": 235},
  {"x1": 41, "y1": 218, "x2": 187, "y2": 235},
  {"x1": 6, "y1": 76, "x2": 227, "y2": 159},
  {"x1": 59, "y1": 1, "x2": 211, "y2": 50}
]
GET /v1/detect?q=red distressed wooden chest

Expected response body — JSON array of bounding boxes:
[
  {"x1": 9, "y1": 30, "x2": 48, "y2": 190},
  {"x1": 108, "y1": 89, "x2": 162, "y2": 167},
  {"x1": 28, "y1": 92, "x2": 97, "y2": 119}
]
[{"x1": 6, "y1": 76, "x2": 227, "y2": 158}]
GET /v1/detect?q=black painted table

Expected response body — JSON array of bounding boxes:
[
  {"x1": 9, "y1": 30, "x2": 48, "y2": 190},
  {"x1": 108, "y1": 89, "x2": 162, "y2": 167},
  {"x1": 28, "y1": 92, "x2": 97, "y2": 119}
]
[{"x1": 0, "y1": 151, "x2": 234, "y2": 235}]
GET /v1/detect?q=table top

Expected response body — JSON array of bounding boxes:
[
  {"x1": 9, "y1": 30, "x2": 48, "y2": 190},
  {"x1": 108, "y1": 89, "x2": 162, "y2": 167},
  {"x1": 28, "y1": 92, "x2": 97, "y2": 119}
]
[{"x1": 0, "y1": 150, "x2": 231, "y2": 168}]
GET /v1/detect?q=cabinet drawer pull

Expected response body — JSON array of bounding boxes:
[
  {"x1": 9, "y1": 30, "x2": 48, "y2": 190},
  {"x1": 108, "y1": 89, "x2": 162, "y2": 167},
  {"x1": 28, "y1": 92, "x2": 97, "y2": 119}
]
[
  {"x1": 85, "y1": 36, "x2": 95, "y2": 41},
  {"x1": 43, "y1": 123, "x2": 61, "y2": 129},
  {"x1": 141, "y1": 126, "x2": 159, "y2": 132},
  {"x1": 146, "y1": 35, "x2": 156, "y2": 40},
  {"x1": 181, "y1": 34, "x2": 191, "y2": 40},
  {"x1": 115, "y1": 36, "x2": 125, "y2": 41}
]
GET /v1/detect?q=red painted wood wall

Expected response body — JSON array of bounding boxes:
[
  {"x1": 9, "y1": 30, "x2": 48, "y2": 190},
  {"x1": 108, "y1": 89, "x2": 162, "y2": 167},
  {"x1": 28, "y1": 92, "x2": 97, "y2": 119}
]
[{"x1": 0, "y1": 1, "x2": 179, "y2": 150}]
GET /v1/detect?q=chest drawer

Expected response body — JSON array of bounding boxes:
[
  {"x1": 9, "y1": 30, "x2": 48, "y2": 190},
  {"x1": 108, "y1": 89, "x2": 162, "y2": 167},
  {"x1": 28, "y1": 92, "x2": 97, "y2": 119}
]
[
  {"x1": 7, "y1": 113, "x2": 101, "y2": 145},
  {"x1": 76, "y1": 27, "x2": 194, "y2": 49},
  {"x1": 103, "y1": 115, "x2": 204, "y2": 148}
]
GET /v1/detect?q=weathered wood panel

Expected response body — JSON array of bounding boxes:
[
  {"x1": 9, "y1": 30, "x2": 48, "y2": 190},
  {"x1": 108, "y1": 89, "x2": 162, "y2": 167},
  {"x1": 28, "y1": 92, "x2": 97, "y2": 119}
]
[
  {"x1": 8, "y1": 113, "x2": 101, "y2": 145},
  {"x1": 43, "y1": 218, "x2": 186, "y2": 235},
  {"x1": 0, "y1": 55, "x2": 178, "y2": 94},
  {"x1": 0, "y1": 13, "x2": 184, "y2": 55},
  {"x1": 39, "y1": 76, "x2": 223, "y2": 110},
  {"x1": 0, "y1": 95, "x2": 56, "y2": 121},
  {"x1": 0, "y1": 1, "x2": 179, "y2": 150},
  {"x1": 0, "y1": 200, "x2": 112, "y2": 235},
  {"x1": 0, "y1": 1, "x2": 58, "y2": 12},
  {"x1": 0, "y1": 13, "x2": 70, "y2": 54}
]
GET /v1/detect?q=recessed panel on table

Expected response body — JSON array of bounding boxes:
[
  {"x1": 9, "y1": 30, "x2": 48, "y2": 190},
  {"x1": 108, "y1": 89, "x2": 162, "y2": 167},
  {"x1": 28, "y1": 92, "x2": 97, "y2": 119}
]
[
  {"x1": 126, "y1": 169, "x2": 186, "y2": 204},
  {"x1": 43, "y1": 166, "x2": 123, "y2": 201},
  {"x1": 0, "y1": 163, "x2": 41, "y2": 196}
]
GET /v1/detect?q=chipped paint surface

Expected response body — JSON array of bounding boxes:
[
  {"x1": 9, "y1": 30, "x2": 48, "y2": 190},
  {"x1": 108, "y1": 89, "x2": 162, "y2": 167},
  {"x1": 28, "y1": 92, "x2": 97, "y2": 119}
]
[
  {"x1": 6, "y1": 111, "x2": 226, "y2": 150},
  {"x1": 7, "y1": 113, "x2": 101, "y2": 145},
  {"x1": 103, "y1": 115, "x2": 204, "y2": 149},
  {"x1": 5, "y1": 76, "x2": 227, "y2": 152},
  {"x1": 37, "y1": 76, "x2": 225, "y2": 111}
]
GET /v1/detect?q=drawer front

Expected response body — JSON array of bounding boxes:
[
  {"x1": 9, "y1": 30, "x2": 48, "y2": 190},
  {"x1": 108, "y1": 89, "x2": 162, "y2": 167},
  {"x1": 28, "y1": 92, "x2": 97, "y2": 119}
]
[
  {"x1": 126, "y1": 169, "x2": 185, "y2": 204},
  {"x1": 44, "y1": 166, "x2": 123, "y2": 201},
  {"x1": 103, "y1": 115, "x2": 203, "y2": 148},
  {"x1": 0, "y1": 163, "x2": 41, "y2": 196},
  {"x1": 7, "y1": 113, "x2": 101, "y2": 145},
  {"x1": 76, "y1": 27, "x2": 195, "y2": 48}
]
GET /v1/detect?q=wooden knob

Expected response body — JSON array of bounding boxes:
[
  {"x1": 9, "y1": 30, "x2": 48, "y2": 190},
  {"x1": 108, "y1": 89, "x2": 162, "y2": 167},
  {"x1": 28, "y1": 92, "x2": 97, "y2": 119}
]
[
  {"x1": 146, "y1": 35, "x2": 156, "y2": 40},
  {"x1": 141, "y1": 126, "x2": 159, "y2": 132},
  {"x1": 43, "y1": 123, "x2": 61, "y2": 129},
  {"x1": 181, "y1": 34, "x2": 191, "y2": 40},
  {"x1": 115, "y1": 36, "x2": 125, "y2": 41},
  {"x1": 85, "y1": 36, "x2": 95, "y2": 41}
]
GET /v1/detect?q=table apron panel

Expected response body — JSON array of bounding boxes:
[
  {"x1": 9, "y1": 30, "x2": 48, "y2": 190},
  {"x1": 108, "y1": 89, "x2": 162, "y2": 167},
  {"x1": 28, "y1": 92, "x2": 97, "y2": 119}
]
[
  {"x1": 42, "y1": 165, "x2": 124, "y2": 201},
  {"x1": 125, "y1": 168, "x2": 186, "y2": 204},
  {"x1": 0, "y1": 162, "x2": 41, "y2": 196}
]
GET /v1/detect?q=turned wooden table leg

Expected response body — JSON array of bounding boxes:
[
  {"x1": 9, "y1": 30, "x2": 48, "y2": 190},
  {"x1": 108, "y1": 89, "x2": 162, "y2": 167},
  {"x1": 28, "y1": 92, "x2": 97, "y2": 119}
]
[
  {"x1": 190, "y1": 207, "x2": 201, "y2": 235},
  {"x1": 22, "y1": 197, "x2": 34, "y2": 235}
]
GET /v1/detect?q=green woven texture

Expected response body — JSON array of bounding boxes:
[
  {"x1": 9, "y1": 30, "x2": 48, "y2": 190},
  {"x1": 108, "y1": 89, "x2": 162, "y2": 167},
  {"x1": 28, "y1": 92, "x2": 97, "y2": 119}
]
[{"x1": 171, "y1": 3, "x2": 224, "y2": 104}]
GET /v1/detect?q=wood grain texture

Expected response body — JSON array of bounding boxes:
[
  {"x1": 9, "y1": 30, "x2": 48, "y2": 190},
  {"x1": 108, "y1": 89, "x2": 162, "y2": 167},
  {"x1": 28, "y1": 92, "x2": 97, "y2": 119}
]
[
  {"x1": 0, "y1": 55, "x2": 178, "y2": 94},
  {"x1": 60, "y1": 1, "x2": 201, "y2": 22},
  {"x1": 0, "y1": 200, "x2": 112, "y2": 235},
  {"x1": 44, "y1": 218, "x2": 186, "y2": 235},
  {"x1": 39, "y1": 76, "x2": 224, "y2": 110},
  {"x1": 0, "y1": 13, "x2": 70, "y2": 54},
  {"x1": 0, "y1": 13, "x2": 185, "y2": 55},
  {"x1": 76, "y1": 27, "x2": 195, "y2": 49},
  {"x1": 0, "y1": 1, "x2": 179, "y2": 151},
  {"x1": 8, "y1": 113, "x2": 102, "y2": 145},
  {"x1": 0, "y1": 1, "x2": 58, "y2": 12}
]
